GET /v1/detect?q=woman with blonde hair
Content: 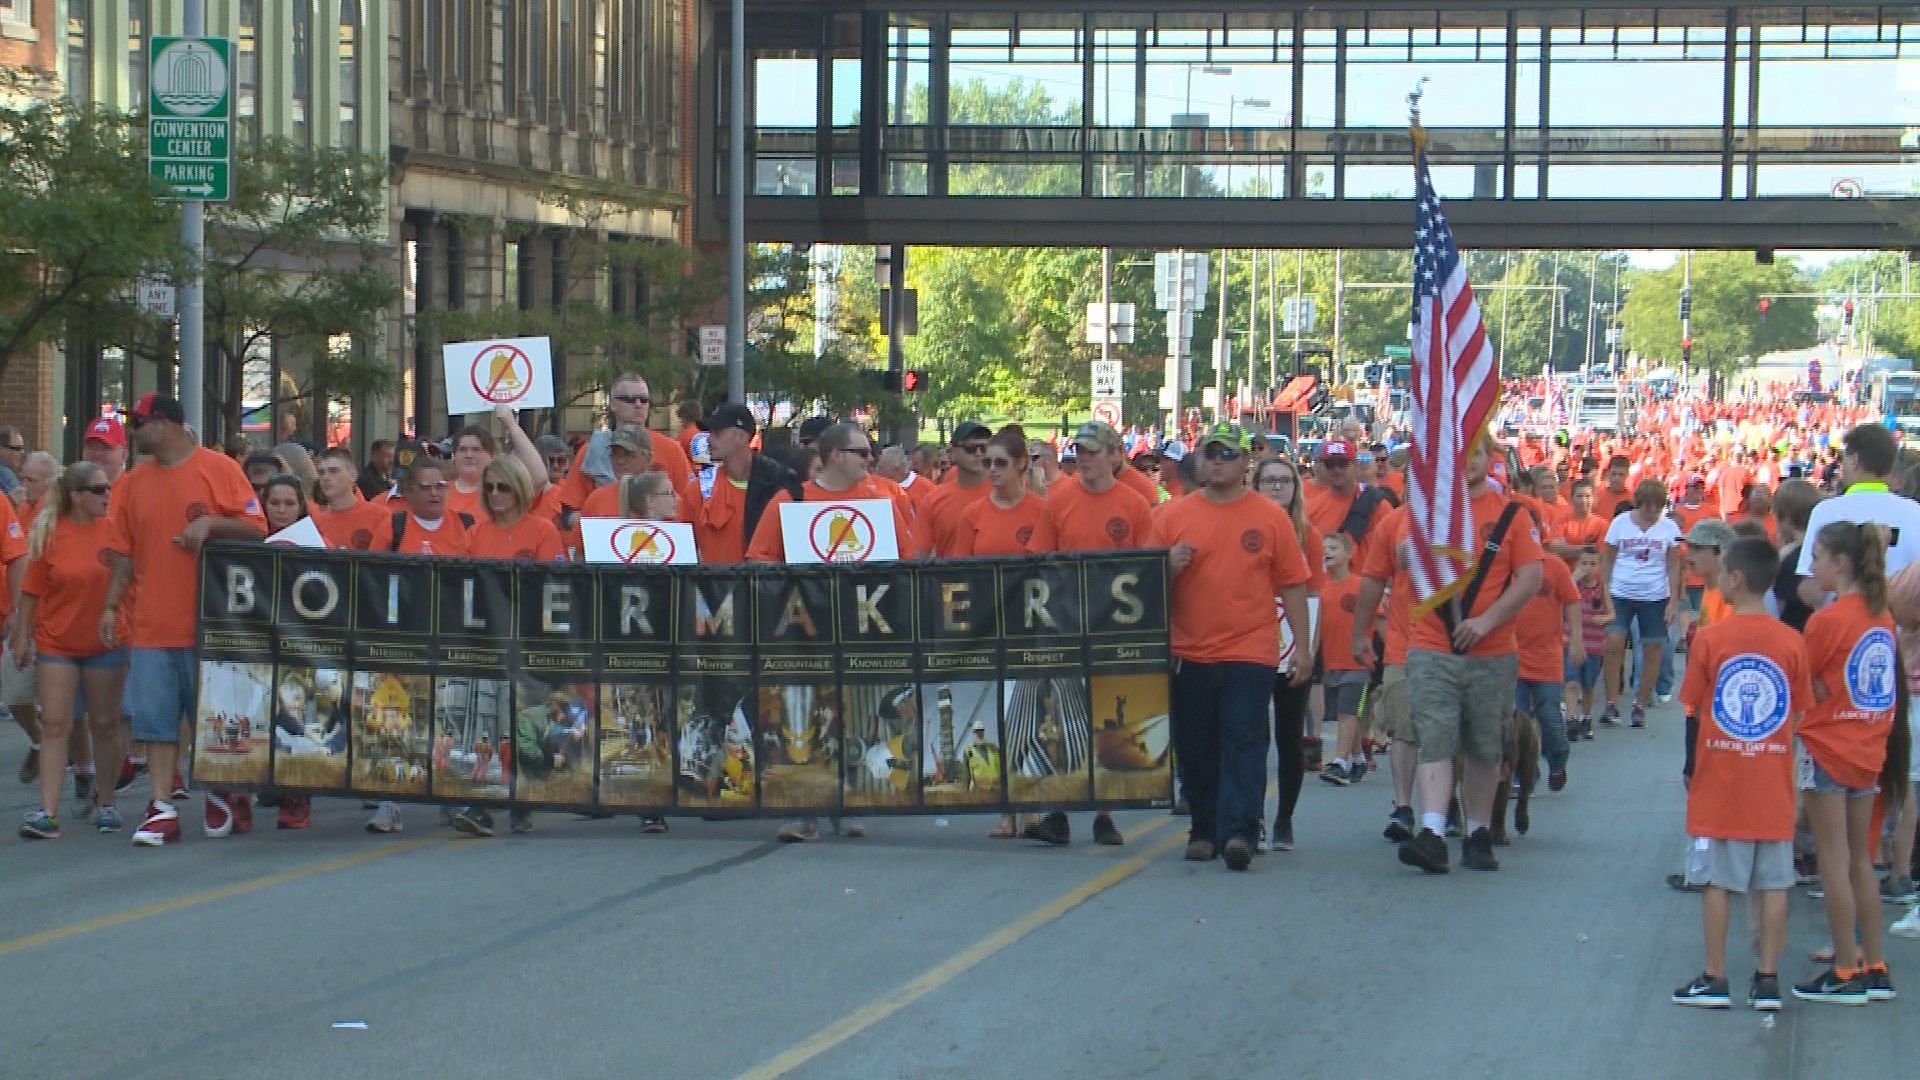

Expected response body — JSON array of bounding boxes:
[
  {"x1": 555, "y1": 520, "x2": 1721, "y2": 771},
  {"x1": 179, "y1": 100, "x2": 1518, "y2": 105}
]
[
  {"x1": 272, "y1": 442, "x2": 319, "y2": 500},
  {"x1": 1251, "y1": 453, "x2": 1324, "y2": 852},
  {"x1": 466, "y1": 455, "x2": 566, "y2": 564},
  {"x1": 10, "y1": 462, "x2": 129, "y2": 837}
]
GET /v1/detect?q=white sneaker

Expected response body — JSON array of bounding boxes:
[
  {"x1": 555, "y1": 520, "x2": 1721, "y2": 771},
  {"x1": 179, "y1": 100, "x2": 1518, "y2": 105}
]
[
  {"x1": 1657, "y1": 693, "x2": 1675, "y2": 705},
  {"x1": 364, "y1": 801, "x2": 403, "y2": 834},
  {"x1": 1892, "y1": 905, "x2": 1920, "y2": 940}
]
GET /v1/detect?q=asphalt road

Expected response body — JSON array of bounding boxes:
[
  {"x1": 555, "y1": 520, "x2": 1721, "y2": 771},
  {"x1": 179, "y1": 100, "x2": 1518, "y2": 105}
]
[{"x1": 2, "y1": 698, "x2": 1916, "y2": 1080}]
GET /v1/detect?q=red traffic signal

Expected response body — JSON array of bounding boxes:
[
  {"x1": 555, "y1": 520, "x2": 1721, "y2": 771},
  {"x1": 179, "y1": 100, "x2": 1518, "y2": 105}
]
[
  {"x1": 1758, "y1": 297, "x2": 1770, "y2": 320},
  {"x1": 902, "y1": 370, "x2": 926, "y2": 392},
  {"x1": 1844, "y1": 299, "x2": 1855, "y2": 325}
]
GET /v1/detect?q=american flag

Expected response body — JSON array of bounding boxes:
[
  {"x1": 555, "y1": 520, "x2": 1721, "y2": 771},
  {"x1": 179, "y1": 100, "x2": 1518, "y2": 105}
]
[{"x1": 1406, "y1": 141, "x2": 1498, "y2": 616}]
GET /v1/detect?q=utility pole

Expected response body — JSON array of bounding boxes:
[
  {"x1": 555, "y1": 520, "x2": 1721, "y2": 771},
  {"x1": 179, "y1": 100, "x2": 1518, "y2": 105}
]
[
  {"x1": 1266, "y1": 250, "x2": 1278, "y2": 387},
  {"x1": 1214, "y1": 250, "x2": 1229, "y2": 420},
  {"x1": 1166, "y1": 255, "x2": 1185, "y2": 433},
  {"x1": 1099, "y1": 247, "x2": 1112, "y2": 366},
  {"x1": 1246, "y1": 247, "x2": 1258, "y2": 407},
  {"x1": 178, "y1": 0, "x2": 207, "y2": 436},
  {"x1": 725, "y1": 0, "x2": 746, "y2": 404},
  {"x1": 1332, "y1": 248, "x2": 1344, "y2": 374}
]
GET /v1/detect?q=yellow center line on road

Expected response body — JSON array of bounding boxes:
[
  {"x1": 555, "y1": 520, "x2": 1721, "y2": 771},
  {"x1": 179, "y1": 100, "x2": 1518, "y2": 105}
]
[
  {"x1": 0, "y1": 836, "x2": 448, "y2": 957},
  {"x1": 730, "y1": 823, "x2": 1191, "y2": 1080}
]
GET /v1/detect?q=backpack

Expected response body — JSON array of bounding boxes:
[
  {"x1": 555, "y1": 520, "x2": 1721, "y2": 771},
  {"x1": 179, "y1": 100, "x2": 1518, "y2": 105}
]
[
  {"x1": 1340, "y1": 484, "x2": 1398, "y2": 546},
  {"x1": 389, "y1": 511, "x2": 475, "y2": 552}
]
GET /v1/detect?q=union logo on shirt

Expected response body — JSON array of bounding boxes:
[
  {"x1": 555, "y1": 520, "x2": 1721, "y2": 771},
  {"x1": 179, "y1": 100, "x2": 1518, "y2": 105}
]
[
  {"x1": 1844, "y1": 627, "x2": 1897, "y2": 712},
  {"x1": 1711, "y1": 653, "x2": 1791, "y2": 742}
]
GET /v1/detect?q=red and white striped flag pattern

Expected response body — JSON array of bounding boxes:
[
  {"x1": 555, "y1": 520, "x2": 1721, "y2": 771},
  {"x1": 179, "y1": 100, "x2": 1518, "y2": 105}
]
[{"x1": 1406, "y1": 139, "x2": 1499, "y2": 616}]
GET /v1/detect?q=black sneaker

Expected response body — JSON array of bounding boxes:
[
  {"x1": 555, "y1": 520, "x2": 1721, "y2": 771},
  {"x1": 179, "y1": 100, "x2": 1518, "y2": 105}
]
[
  {"x1": 1748, "y1": 973, "x2": 1782, "y2": 1011},
  {"x1": 1866, "y1": 967, "x2": 1895, "y2": 1002},
  {"x1": 1398, "y1": 828, "x2": 1450, "y2": 874},
  {"x1": 1581, "y1": 717, "x2": 1596, "y2": 741},
  {"x1": 1091, "y1": 813, "x2": 1124, "y2": 846},
  {"x1": 1383, "y1": 806, "x2": 1415, "y2": 844},
  {"x1": 1223, "y1": 836, "x2": 1253, "y2": 871},
  {"x1": 1672, "y1": 973, "x2": 1731, "y2": 1009},
  {"x1": 1548, "y1": 768, "x2": 1567, "y2": 792},
  {"x1": 1347, "y1": 758, "x2": 1369, "y2": 783},
  {"x1": 1791, "y1": 968, "x2": 1869, "y2": 1005},
  {"x1": 1462, "y1": 827, "x2": 1500, "y2": 871},
  {"x1": 1665, "y1": 872, "x2": 1703, "y2": 893},
  {"x1": 640, "y1": 816, "x2": 668, "y2": 833},
  {"x1": 1319, "y1": 762, "x2": 1350, "y2": 787},
  {"x1": 1024, "y1": 810, "x2": 1070, "y2": 846},
  {"x1": 450, "y1": 807, "x2": 496, "y2": 838}
]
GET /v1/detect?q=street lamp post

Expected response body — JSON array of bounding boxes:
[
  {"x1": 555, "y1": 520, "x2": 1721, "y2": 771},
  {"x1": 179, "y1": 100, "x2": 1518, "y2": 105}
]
[{"x1": 1165, "y1": 65, "x2": 1230, "y2": 432}]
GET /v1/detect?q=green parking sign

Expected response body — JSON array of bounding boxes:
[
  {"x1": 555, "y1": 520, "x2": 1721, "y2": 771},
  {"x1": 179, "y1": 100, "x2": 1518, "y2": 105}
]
[{"x1": 147, "y1": 36, "x2": 233, "y2": 202}]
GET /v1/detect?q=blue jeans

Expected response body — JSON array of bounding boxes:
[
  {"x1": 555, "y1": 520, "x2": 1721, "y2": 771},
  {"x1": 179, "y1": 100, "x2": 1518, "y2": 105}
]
[
  {"x1": 1515, "y1": 680, "x2": 1570, "y2": 773},
  {"x1": 129, "y1": 648, "x2": 196, "y2": 743},
  {"x1": 1626, "y1": 621, "x2": 1675, "y2": 698},
  {"x1": 1172, "y1": 659, "x2": 1276, "y2": 850}
]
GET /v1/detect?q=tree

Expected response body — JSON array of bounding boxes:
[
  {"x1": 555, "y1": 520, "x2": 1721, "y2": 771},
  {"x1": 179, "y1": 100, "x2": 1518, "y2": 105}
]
[
  {"x1": 1818, "y1": 252, "x2": 1920, "y2": 360},
  {"x1": 195, "y1": 139, "x2": 400, "y2": 443},
  {"x1": 1619, "y1": 252, "x2": 1817, "y2": 378},
  {"x1": 0, "y1": 72, "x2": 184, "y2": 387}
]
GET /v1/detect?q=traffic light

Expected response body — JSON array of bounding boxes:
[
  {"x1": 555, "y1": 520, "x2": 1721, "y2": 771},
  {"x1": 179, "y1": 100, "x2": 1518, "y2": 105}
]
[
  {"x1": 1678, "y1": 288, "x2": 1691, "y2": 322},
  {"x1": 866, "y1": 369, "x2": 928, "y2": 393},
  {"x1": 902, "y1": 369, "x2": 927, "y2": 392},
  {"x1": 1845, "y1": 300, "x2": 1855, "y2": 327},
  {"x1": 1681, "y1": 337, "x2": 1692, "y2": 365},
  {"x1": 1758, "y1": 297, "x2": 1770, "y2": 322}
]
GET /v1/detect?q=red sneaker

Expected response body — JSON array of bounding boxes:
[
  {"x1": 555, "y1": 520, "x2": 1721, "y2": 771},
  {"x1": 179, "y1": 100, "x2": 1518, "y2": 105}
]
[
  {"x1": 231, "y1": 793, "x2": 254, "y2": 834},
  {"x1": 132, "y1": 801, "x2": 180, "y2": 846},
  {"x1": 114, "y1": 757, "x2": 147, "y2": 794},
  {"x1": 276, "y1": 796, "x2": 310, "y2": 830},
  {"x1": 171, "y1": 773, "x2": 189, "y2": 800},
  {"x1": 204, "y1": 790, "x2": 235, "y2": 838}
]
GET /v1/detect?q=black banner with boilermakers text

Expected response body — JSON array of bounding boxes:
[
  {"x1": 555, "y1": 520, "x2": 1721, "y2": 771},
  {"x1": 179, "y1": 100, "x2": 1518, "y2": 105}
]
[{"x1": 191, "y1": 543, "x2": 1173, "y2": 816}]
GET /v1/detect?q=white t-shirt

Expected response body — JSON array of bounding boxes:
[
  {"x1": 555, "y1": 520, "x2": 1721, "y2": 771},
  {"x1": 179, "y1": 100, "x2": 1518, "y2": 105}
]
[
  {"x1": 1795, "y1": 484, "x2": 1920, "y2": 579},
  {"x1": 1604, "y1": 511, "x2": 1682, "y2": 601}
]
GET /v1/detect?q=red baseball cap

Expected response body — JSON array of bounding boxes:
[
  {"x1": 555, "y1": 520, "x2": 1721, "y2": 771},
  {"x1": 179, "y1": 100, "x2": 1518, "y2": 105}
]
[
  {"x1": 1321, "y1": 440, "x2": 1354, "y2": 460},
  {"x1": 131, "y1": 391, "x2": 186, "y2": 425},
  {"x1": 84, "y1": 416, "x2": 126, "y2": 449}
]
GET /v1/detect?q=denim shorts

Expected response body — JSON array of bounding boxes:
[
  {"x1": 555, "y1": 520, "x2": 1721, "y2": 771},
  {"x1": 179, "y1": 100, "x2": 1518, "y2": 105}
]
[
  {"x1": 1565, "y1": 653, "x2": 1603, "y2": 689},
  {"x1": 128, "y1": 647, "x2": 197, "y2": 744},
  {"x1": 1610, "y1": 595, "x2": 1669, "y2": 643},
  {"x1": 1797, "y1": 745, "x2": 1878, "y2": 797},
  {"x1": 39, "y1": 647, "x2": 129, "y2": 671}
]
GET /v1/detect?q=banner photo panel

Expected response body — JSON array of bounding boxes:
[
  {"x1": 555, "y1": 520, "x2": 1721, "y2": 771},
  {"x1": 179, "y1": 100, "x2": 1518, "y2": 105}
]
[
  {"x1": 195, "y1": 543, "x2": 1171, "y2": 816},
  {"x1": 675, "y1": 569, "x2": 756, "y2": 812}
]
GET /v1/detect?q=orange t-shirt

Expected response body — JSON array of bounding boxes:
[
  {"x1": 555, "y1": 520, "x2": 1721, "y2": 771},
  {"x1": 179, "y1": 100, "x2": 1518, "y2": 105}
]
[
  {"x1": 1552, "y1": 512, "x2": 1610, "y2": 564},
  {"x1": 744, "y1": 476, "x2": 921, "y2": 563},
  {"x1": 1027, "y1": 477, "x2": 1153, "y2": 553},
  {"x1": 694, "y1": 471, "x2": 753, "y2": 565},
  {"x1": 1716, "y1": 464, "x2": 1749, "y2": 519},
  {"x1": 897, "y1": 472, "x2": 939, "y2": 518},
  {"x1": 1373, "y1": 488, "x2": 1545, "y2": 658},
  {"x1": 953, "y1": 493, "x2": 1047, "y2": 557},
  {"x1": 1317, "y1": 574, "x2": 1368, "y2": 672},
  {"x1": 557, "y1": 431, "x2": 698, "y2": 517},
  {"x1": 21, "y1": 516, "x2": 120, "y2": 657},
  {"x1": 1799, "y1": 592, "x2": 1900, "y2": 789},
  {"x1": 391, "y1": 512, "x2": 471, "y2": 557},
  {"x1": 311, "y1": 496, "x2": 392, "y2": 551},
  {"x1": 1304, "y1": 484, "x2": 1360, "y2": 558},
  {"x1": 1150, "y1": 492, "x2": 1311, "y2": 665},
  {"x1": 921, "y1": 479, "x2": 991, "y2": 556},
  {"x1": 0, "y1": 497, "x2": 23, "y2": 621},
  {"x1": 446, "y1": 481, "x2": 484, "y2": 525},
  {"x1": 106, "y1": 448, "x2": 265, "y2": 648},
  {"x1": 1360, "y1": 504, "x2": 1414, "y2": 667},
  {"x1": 1679, "y1": 611, "x2": 1809, "y2": 841},
  {"x1": 1516, "y1": 554, "x2": 1581, "y2": 683},
  {"x1": 467, "y1": 513, "x2": 567, "y2": 563}
]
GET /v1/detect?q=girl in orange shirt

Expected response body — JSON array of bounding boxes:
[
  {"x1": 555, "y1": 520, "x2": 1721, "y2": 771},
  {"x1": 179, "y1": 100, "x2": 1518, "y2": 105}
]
[
  {"x1": 1251, "y1": 454, "x2": 1321, "y2": 851},
  {"x1": 1795, "y1": 521, "x2": 1907, "y2": 1002},
  {"x1": 10, "y1": 463, "x2": 127, "y2": 838},
  {"x1": 954, "y1": 431, "x2": 1047, "y2": 560},
  {"x1": 466, "y1": 456, "x2": 567, "y2": 565}
]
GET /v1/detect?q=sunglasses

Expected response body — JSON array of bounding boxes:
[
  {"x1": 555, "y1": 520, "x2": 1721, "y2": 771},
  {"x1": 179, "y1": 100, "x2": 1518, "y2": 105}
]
[
  {"x1": 483, "y1": 481, "x2": 516, "y2": 494},
  {"x1": 955, "y1": 442, "x2": 988, "y2": 455},
  {"x1": 414, "y1": 480, "x2": 450, "y2": 492},
  {"x1": 81, "y1": 483, "x2": 112, "y2": 495},
  {"x1": 985, "y1": 458, "x2": 1016, "y2": 470},
  {"x1": 613, "y1": 393, "x2": 650, "y2": 405},
  {"x1": 1202, "y1": 444, "x2": 1243, "y2": 462}
]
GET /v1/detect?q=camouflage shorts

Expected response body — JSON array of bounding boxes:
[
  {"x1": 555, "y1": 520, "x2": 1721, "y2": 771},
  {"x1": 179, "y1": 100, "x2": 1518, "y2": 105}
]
[
  {"x1": 1406, "y1": 649, "x2": 1518, "y2": 766},
  {"x1": 1377, "y1": 664, "x2": 1411, "y2": 742}
]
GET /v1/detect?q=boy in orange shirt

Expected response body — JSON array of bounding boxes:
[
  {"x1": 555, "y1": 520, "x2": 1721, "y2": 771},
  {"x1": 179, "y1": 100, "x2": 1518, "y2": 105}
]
[
  {"x1": 1316, "y1": 534, "x2": 1370, "y2": 786},
  {"x1": 1672, "y1": 538, "x2": 1809, "y2": 1011},
  {"x1": 1515, "y1": 542, "x2": 1582, "y2": 793}
]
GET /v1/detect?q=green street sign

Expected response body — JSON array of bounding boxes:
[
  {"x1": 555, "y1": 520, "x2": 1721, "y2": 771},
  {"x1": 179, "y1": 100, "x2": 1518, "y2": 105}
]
[{"x1": 147, "y1": 36, "x2": 233, "y2": 202}]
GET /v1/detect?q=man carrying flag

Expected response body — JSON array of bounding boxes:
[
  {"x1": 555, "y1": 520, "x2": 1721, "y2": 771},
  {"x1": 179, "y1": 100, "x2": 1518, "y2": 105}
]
[{"x1": 1381, "y1": 100, "x2": 1543, "y2": 874}]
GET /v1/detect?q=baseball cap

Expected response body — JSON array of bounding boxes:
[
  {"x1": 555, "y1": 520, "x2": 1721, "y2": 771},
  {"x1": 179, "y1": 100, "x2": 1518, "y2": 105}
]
[
  {"x1": 1160, "y1": 440, "x2": 1188, "y2": 463},
  {"x1": 131, "y1": 392, "x2": 185, "y2": 426},
  {"x1": 1072, "y1": 421, "x2": 1122, "y2": 452},
  {"x1": 83, "y1": 416, "x2": 126, "y2": 449},
  {"x1": 1199, "y1": 422, "x2": 1250, "y2": 452},
  {"x1": 796, "y1": 415, "x2": 834, "y2": 443},
  {"x1": 1060, "y1": 444, "x2": 1078, "y2": 462},
  {"x1": 704, "y1": 402, "x2": 757, "y2": 437},
  {"x1": 951, "y1": 421, "x2": 991, "y2": 444},
  {"x1": 609, "y1": 424, "x2": 650, "y2": 453},
  {"x1": 1321, "y1": 439, "x2": 1354, "y2": 461},
  {"x1": 1684, "y1": 518, "x2": 1736, "y2": 549}
]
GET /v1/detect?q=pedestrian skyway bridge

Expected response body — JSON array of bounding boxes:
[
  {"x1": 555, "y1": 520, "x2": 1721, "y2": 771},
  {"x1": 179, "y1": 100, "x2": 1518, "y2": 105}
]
[{"x1": 696, "y1": 1, "x2": 1920, "y2": 250}]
